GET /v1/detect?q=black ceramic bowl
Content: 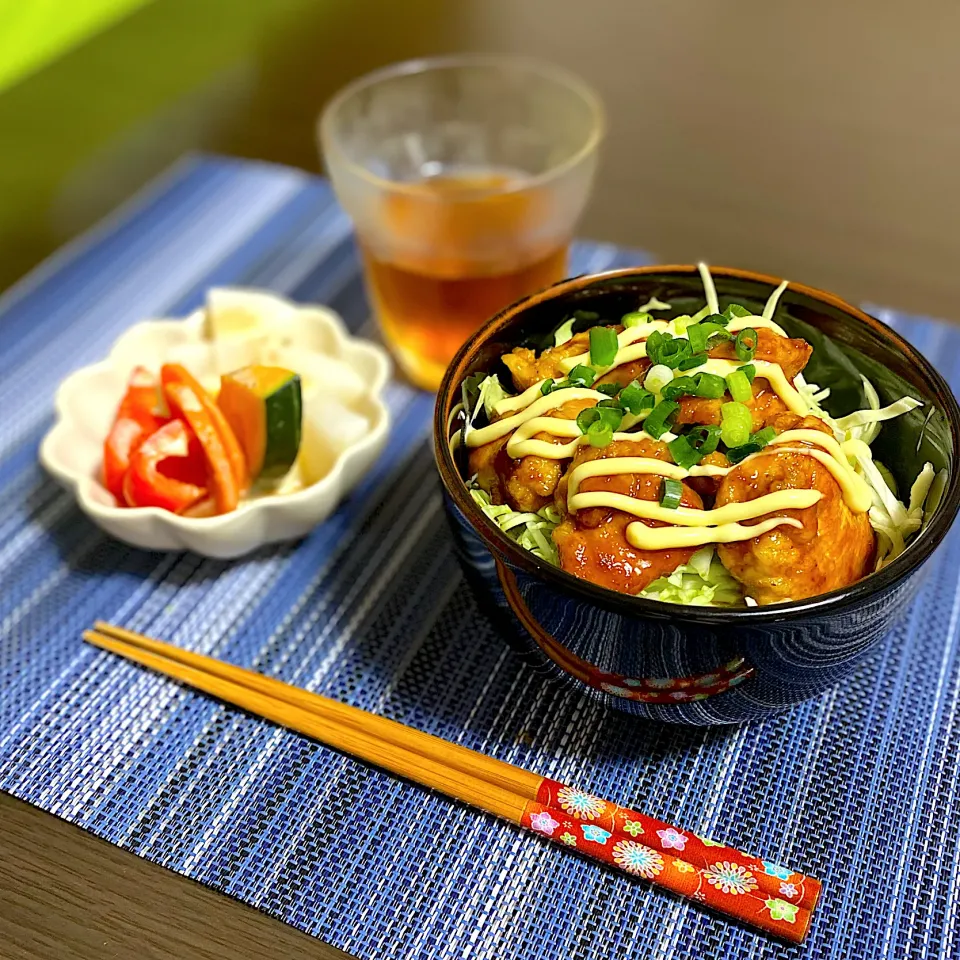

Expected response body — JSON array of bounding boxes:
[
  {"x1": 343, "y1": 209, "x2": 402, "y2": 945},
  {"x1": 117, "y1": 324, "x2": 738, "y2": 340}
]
[{"x1": 434, "y1": 265, "x2": 960, "y2": 724}]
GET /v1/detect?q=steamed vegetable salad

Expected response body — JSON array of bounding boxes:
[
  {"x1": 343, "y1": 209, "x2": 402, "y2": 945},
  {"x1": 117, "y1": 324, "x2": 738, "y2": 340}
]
[{"x1": 102, "y1": 363, "x2": 306, "y2": 515}]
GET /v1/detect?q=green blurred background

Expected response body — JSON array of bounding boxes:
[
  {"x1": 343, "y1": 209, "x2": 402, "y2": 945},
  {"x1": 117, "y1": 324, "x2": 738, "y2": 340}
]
[
  {"x1": 0, "y1": 0, "x2": 453, "y2": 293},
  {"x1": 3, "y1": 0, "x2": 959, "y2": 318}
]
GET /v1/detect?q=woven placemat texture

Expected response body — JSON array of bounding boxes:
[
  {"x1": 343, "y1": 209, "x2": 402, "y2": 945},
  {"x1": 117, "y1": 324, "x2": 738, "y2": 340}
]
[{"x1": 2, "y1": 155, "x2": 959, "y2": 960}]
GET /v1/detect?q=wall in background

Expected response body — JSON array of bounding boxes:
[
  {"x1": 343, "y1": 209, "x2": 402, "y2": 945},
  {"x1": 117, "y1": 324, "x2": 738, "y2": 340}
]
[
  {"x1": 455, "y1": 0, "x2": 960, "y2": 319},
  {"x1": 2, "y1": 0, "x2": 958, "y2": 321}
]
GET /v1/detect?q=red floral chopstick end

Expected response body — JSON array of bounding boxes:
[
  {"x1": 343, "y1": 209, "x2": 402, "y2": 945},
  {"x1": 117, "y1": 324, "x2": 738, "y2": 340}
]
[{"x1": 521, "y1": 778, "x2": 820, "y2": 944}]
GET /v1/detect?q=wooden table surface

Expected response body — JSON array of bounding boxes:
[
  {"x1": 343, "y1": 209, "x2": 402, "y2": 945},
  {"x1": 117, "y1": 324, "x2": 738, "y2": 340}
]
[{"x1": 0, "y1": 792, "x2": 353, "y2": 960}]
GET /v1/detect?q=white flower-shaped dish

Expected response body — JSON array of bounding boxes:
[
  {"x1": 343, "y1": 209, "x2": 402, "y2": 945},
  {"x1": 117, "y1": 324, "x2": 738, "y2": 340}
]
[{"x1": 39, "y1": 291, "x2": 391, "y2": 558}]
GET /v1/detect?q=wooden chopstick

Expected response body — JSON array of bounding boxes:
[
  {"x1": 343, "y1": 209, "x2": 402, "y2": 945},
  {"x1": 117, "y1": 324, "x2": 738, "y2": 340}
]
[
  {"x1": 85, "y1": 629, "x2": 526, "y2": 821},
  {"x1": 84, "y1": 624, "x2": 821, "y2": 943},
  {"x1": 92, "y1": 621, "x2": 542, "y2": 800}
]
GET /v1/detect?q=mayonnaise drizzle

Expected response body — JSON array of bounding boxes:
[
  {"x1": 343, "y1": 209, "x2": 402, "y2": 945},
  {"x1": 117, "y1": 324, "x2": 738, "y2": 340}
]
[
  {"x1": 568, "y1": 489, "x2": 823, "y2": 526},
  {"x1": 567, "y1": 457, "x2": 725, "y2": 500},
  {"x1": 468, "y1": 387, "x2": 607, "y2": 447},
  {"x1": 628, "y1": 516, "x2": 803, "y2": 550},
  {"x1": 505, "y1": 419, "x2": 664, "y2": 459},
  {"x1": 563, "y1": 432, "x2": 872, "y2": 513}
]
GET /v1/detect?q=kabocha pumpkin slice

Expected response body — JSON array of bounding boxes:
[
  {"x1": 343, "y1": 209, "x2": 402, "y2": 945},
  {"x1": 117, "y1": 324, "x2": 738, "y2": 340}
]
[{"x1": 218, "y1": 366, "x2": 302, "y2": 483}]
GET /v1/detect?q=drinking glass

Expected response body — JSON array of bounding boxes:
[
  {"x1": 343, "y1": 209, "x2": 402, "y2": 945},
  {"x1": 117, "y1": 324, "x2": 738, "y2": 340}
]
[{"x1": 319, "y1": 55, "x2": 604, "y2": 390}]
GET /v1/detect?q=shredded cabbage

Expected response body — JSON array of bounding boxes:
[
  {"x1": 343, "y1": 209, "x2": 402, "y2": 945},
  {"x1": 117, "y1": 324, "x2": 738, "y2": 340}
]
[
  {"x1": 638, "y1": 547, "x2": 744, "y2": 607},
  {"x1": 763, "y1": 279, "x2": 789, "y2": 321},
  {"x1": 792, "y1": 371, "x2": 938, "y2": 567},
  {"x1": 638, "y1": 296, "x2": 672, "y2": 312},
  {"x1": 697, "y1": 262, "x2": 719, "y2": 315},
  {"x1": 477, "y1": 374, "x2": 509, "y2": 418},
  {"x1": 806, "y1": 374, "x2": 937, "y2": 568},
  {"x1": 554, "y1": 318, "x2": 576, "y2": 346},
  {"x1": 836, "y1": 394, "x2": 922, "y2": 443},
  {"x1": 796, "y1": 374, "x2": 840, "y2": 433},
  {"x1": 469, "y1": 488, "x2": 561, "y2": 565}
]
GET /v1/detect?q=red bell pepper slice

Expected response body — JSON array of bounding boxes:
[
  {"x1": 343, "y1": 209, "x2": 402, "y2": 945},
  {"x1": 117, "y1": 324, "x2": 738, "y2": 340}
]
[
  {"x1": 164, "y1": 380, "x2": 240, "y2": 514},
  {"x1": 102, "y1": 367, "x2": 167, "y2": 500},
  {"x1": 119, "y1": 366, "x2": 165, "y2": 422},
  {"x1": 161, "y1": 364, "x2": 248, "y2": 492},
  {"x1": 123, "y1": 420, "x2": 208, "y2": 513}
]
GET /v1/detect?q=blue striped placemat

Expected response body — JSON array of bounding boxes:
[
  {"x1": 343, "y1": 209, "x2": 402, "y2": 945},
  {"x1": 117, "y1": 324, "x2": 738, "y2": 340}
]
[{"x1": 3, "y1": 153, "x2": 960, "y2": 960}]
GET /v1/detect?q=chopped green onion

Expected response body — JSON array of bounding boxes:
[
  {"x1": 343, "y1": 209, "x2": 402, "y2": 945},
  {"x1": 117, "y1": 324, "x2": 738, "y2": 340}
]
[
  {"x1": 677, "y1": 352, "x2": 708, "y2": 371},
  {"x1": 596, "y1": 400, "x2": 624, "y2": 429},
  {"x1": 659, "y1": 477, "x2": 683, "y2": 509},
  {"x1": 645, "y1": 400, "x2": 679, "y2": 439},
  {"x1": 688, "y1": 321, "x2": 731, "y2": 353},
  {"x1": 672, "y1": 314, "x2": 694, "y2": 333},
  {"x1": 645, "y1": 330, "x2": 665, "y2": 363},
  {"x1": 619, "y1": 381, "x2": 655, "y2": 414},
  {"x1": 723, "y1": 304, "x2": 752, "y2": 320},
  {"x1": 662, "y1": 376, "x2": 699, "y2": 401},
  {"x1": 662, "y1": 372, "x2": 726, "y2": 401},
  {"x1": 595, "y1": 382, "x2": 620, "y2": 397},
  {"x1": 644, "y1": 363, "x2": 673, "y2": 395},
  {"x1": 540, "y1": 378, "x2": 555, "y2": 395},
  {"x1": 738, "y1": 363, "x2": 756, "y2": 383},
  {"x1": 691, "y1": 372, "x2": 727, "y2": 399},
  {"x1": 720, "y1": 401, "x2": 752, "y2": 447},
  {"x1": 576, "y1": 407, "x2": 601, "y2": 433},
  {"x1": 646, "y1": 331, "x2": 692, "y2": 369},
  {"x1": 659, "y1": 338, "x2": 693, "y2": 369},
  {"x1": 726, "y1": 424, "x2": 778, "y2": 464},
  {"x1": 621, "y1": 311, "x2": 651, "y2": 327},
  {"x1": 589, "y1": 326, "x2": 620, "y2": 367},
  {"x1": 726, "y1": 441, "x2": 763, "y2": 464},
  {"x1": 686, "y1": 323, "x2": 706, "y2": 353},
  {"x1": 686, "y1": 424, "x2": 721, "y2": 456},
  {"x1": 579, "y1": 403, "x2": 623, "y2": 433},
  {"x1": 568, "y1": 364, "x2": 596, "y2": 387},
  {"x1": 669, "y1": 435, "x2": 703, "y2": 470},
  {"x1": 587, "y1": 420, "x2": 614, "y2": 448},
  {"x1": 725, "y1": 369, "x2": 752, "y2": 403},
  {"x1": 707, "y1": 331, "x2": 734, "y2": 349},
  {"x1": 735, "y1": 327, "x2": 758, "y2": 362}
]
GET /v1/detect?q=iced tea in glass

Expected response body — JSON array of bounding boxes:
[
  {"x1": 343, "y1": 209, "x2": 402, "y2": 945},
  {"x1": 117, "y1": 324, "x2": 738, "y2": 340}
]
[{"x1": 320, "y1": 56, "x2": 603, "y2": 390}]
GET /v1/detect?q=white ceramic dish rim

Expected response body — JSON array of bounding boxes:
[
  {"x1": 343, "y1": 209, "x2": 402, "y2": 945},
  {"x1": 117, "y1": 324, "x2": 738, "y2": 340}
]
[{"x1": 39, "y1": 294, "x2": 391, "y2": 535}]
